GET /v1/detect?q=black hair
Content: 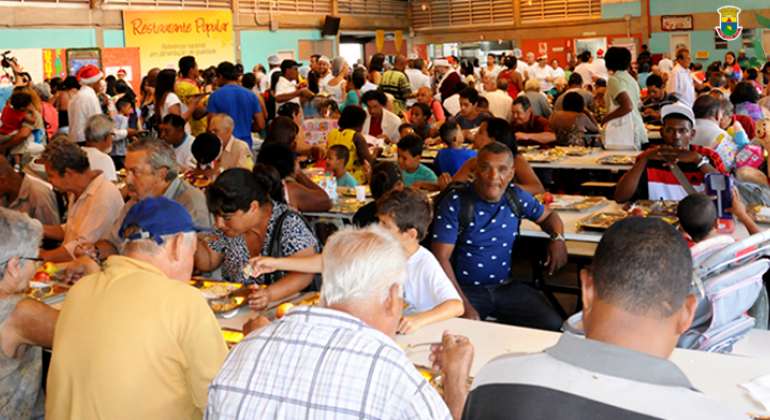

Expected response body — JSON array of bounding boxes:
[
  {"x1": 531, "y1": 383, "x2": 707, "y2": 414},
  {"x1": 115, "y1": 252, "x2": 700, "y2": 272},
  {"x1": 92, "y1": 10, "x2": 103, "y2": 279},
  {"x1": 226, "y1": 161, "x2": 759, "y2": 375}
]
[
  {"x1": 478, "y1": 141, "x2": 514, "y2": 164},
  {"x1": 638, "y1": 62, "x2": 651, "y2": 73},
  {"x1": 256, "y1": 142, "x2": 294, "y2": 179},
  {"x1": 709, "y1": 71, "x2": 727, "y2": 88},
  {"x1": 154, "y1": 69, "x2": 177, "y2": 124},
  {"x1": 693, "y1": 62, "x2": 703, "y2": 71},
  {"x1": 592, "y1": 217, "x2": 692, "y2": 318},
  {"x1": 116, "y1": 98, "x2": 132, "y2": 111},
  {"x1": 460, "y1": 60, "x2": 474, "y2": 77},
  {"x1": 264, "y1": 116, "x2": 298, "y2": 147},
  {"x1": 351, "y1": 67, "x2": 366, "y2": 90},
  {"x1": 678, "y1": 193, "x2": 717, "y2": 242},
  {"x1": 675, "y1": 48, "x2": 689, "y2": 60},
  {"x1": 179, "y1": 56, "x2": 196, "y2": 78},
  {"x1": 328, "y1": 144, "x2": 350, "y2": 165},
  {"x1": 562, "y1": 92, "x2": 585, "y2": 113},
  {"x1": 453, "y1": 82, "x2": 468, "y2": 93},
  {"x1": 277, "y1": 102, "x2": 301, "y2": 119},
  {"x1": 191, "y1": 132, "x2": 222, "y2": 165},
  {"x1": 162, "y1": 113, "x2": 185, "y2": 129},
  {"x1": 369, "y1": 54, "x2": 385, "y2": 73},
  {"x1": 605, "y1": 47, "x2": 631, "y2": 72},
  {"x1": 361, "y1": 90, "x2": 387, "y2": 106},
  {"x1": 338, "y1": 105, "x2": 367, "y2": 130},
  {"x1": 595, "y1": 78, "x2": 607, "y2": 87},
  {"x1": 398, "y1": 123, "x2": 414, "y2": 133},
  {"x1": 439, "y1": 120, "x2": 459, "y2": 146},
  {"x1": 731, "y1": 81, "x2": 760, "y2": 105},
  {"x1": 646, "y1": 74, "x2": 664, "y2": 89},
  {"x1": 513, "y1": 96, "x2": 531, "y2": 112},
  {"x1": 241, "y1": 73, "x2": 257, "y2": 90},
  {"x1": 746, "y1": 68, "x2": 759, "y2": 81},
  {"x1": 458, "y1": 87, "x2": 479, "y2": 105},
  {"x1": 207, "y1": 167, "x2": 282, "y2": 214},
  {"x1": 320, "y1": 99, "x2": 340, "y2": 116},
  {"x1": 376, "y1": 186, "x2": 433, "y2": 241},
  {"x1": 10, "y1": 92, "x2": 32, "y2": 110},
  {"x1": 485, "y1": 118, "x2": 518, "y2": 156},
  {"x1": 579, "y1": 51, "x2": 591, "y2": 63},
  {"x1": 397, "y1": 134, "x2": 424, "y2": 158},
  {"x1": 114, "y1": 80, "x2": 129, "y2": 95},
  {"x1": 693, "y1": 94, "x2": 722, "y2": 119},
  {"x1": 503, "y1": 56, "x2": 517, "y2": 70},
  {"x1": 411, "y1": 102, "x2": 431, "y2": 119},
  {"x1": 217, "y1": 61, "x2": 239, "y2": 81},
  {"x1": 568, "y1": 73, "x2": 583, "y2": 86},
  {"x1": 370, "y1": 161, "x2": 402, "y2": 200},
  {"x1": 414, "y1": 58, "x2": 426, "y2": 71},
  {"x1": 269, "y1": 71, "x2": 282, "y2": 94},
  {"x1": 477, "y1": 97, "x2": 489, "y2": 109}
]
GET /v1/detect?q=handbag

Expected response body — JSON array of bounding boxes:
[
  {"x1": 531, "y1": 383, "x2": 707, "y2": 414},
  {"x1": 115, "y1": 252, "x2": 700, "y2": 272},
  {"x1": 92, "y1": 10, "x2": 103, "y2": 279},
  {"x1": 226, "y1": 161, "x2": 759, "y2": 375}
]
[{"x1": 602, "y1": 96, "x2": 641, "y2": 151}]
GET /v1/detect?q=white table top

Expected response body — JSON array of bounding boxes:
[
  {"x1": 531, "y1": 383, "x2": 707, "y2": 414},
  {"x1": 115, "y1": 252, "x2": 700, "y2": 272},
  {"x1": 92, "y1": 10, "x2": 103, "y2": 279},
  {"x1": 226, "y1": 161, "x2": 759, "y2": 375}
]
[
  {"x1": 527, "y1": 149, "x2": 638, "y2": 171},
  {"x1": 396, "y1": 318, "x2": 770, "y2": 416},
  {"x1": 520, "y1": 201, "x2": 753, "y2": 243}
]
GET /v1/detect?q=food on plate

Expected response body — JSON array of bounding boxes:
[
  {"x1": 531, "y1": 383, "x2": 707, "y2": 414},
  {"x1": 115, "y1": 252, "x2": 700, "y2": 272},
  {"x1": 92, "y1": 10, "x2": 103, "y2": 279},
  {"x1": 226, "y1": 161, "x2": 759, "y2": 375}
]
[
  {"x1": 535, "y1": 194, "x2": 607, "y2": 211},
  {"x1": 630, "y1": 208, "x2": 646, "y2": 218},
  {"x1": 40, "y1": 262, "x2": 58, "y2": 275},
  {"x1": 275, "y1": 302, "x2": 294, "y2": 319},
  {"x1": 33, "y1": 271, "x2": 51, "y2": 283},
  {"x1": 542, "y1": 192, "x2": 554, "y2": 204},
  {"x1": 623, "y1": 200, "x2": 678, "y2": 215},
  {"x1": 596, "y1": 155, "x2": 635, "y2": 165},
  {"x1": 577, "y1": 212, "x2": 678, "y2": 232},
  {"x1": 296, "y1": 293, "x2": 320, "y2": 306},
  {"x1": 209, "y1": 296, "x2": 246, "y2": 313}
]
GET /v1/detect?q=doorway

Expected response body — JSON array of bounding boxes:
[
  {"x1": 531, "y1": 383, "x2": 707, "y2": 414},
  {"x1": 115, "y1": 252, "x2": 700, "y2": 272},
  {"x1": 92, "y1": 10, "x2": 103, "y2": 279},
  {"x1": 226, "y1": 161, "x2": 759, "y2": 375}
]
[{"x1": 670, "y1": 33, "x2": 691, "y2": 55}]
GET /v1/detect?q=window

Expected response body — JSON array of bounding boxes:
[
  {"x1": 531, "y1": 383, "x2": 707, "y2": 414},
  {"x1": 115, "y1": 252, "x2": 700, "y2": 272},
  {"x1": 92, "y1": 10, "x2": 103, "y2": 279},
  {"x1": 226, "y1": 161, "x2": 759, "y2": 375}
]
[
  {"x1": 715, "y1": 28, "x2": 756, "y2": 50},
  {"x1": 337, "y1": 0, "x2": 408, "y2": 19},
  {"x1": 412, "y1": 0, "x2": 514, "y2": 30},
  {"x1": 239, "y1": 0, "x2": 332, "y2": 15},
  {"x1": 519, "y1": 0, "x2": 601, "y2": 23}
]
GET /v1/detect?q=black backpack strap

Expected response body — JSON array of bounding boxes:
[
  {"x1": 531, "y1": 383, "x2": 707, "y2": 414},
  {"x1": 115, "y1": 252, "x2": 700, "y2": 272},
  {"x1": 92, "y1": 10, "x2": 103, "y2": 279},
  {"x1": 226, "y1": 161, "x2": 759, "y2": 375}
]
[
  {"x1": 456, "y1": 186, "x2": 475, "y2": 237},
  {"x1": 503, "y1": 184, "x2": 524, "y2": 238}
]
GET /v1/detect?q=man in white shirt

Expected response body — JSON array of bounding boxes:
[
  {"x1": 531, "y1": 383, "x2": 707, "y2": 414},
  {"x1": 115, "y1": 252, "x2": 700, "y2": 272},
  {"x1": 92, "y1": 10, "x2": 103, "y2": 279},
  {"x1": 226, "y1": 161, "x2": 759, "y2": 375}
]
[
  {"x1": 362, "y1": 90, "x2": 402, "y2": 144},
  {"x1": 528, "y1": 53, "x2": 556, "y2": 92},
  {"x1": 68, "y1": 65, "x2": 103, "y2": 145},
  {"x1": 82, "y1": 115, "x2": 117, "y2": 182},
  {"x1": 317, "y1": 56, "x2": 333, "y2": 89},
  {"x1": 159, "y1": 114, "x2": 195, "y2": 169},
  {"x1": 658, "y1": 52, "x2": 674, "y2": 77},
  {"x1": 405, "y1": 58, "x2": 432, "y2": 107},
  {"x1": 482, "y1": 75, "x2": 513, "y2": 121},
  {"x1": 668, "y1": 48, "x2": 695, "y2": 108},
  {"x1": 38, "y1": 138, "x2": 123, "y2": 262},
  {"x1": 483, "y1": 54, "x2": 501, "y2": 79},
  {"x1": 574, "y1": 51, "x2": 598, "y2": 88},
  {"x1": 592, "y1": 49, "x2": 610, "y2": 83},
  {"x1": 274, "y1": 60, "x2": 315, "y2": 114},
  {"x1": 209, "y1": 113, "x2": 253, "y2": 170},
  {"x1": 259, "y1": 54, "x2": 282, "y2": 94}
]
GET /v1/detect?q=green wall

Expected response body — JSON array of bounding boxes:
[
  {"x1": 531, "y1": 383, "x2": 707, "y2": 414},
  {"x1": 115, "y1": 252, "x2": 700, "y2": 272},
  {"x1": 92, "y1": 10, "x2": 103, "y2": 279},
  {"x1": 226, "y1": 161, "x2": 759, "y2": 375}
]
[
  {"x1": 104, "y1": 30, "x2": 125, "y2": 48},
  {"x1": 0, "y1": 29, "x2": 96, "y2": 49},
  {"x1": 240, "y1": 29, "x2": 333, "y2": 71}
]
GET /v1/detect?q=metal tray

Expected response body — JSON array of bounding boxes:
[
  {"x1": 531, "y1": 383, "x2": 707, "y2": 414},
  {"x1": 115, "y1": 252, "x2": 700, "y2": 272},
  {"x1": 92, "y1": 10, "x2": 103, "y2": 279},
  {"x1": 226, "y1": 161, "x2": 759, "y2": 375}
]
[
  {"x1": 338, "y1": 186, "x2": 371, "y2": 198},
  {"x1": 624, "y1": 200, "x2": 679, "y2": 215},
  {"x1": 189, "y1": 279, "x2": 251, "y2": 314},
  {"x1": 20, "y1": 283, "x2": 70, "y2": 305},
  {"x1": 557, "y1": 146, "x2": 598, "y2": 156},
  {"x1": 519, "y1": 145, "x2": 540, "y2": 153},
  {"x1": 747, "y1": 205, "x2": 770, "y2": 224},
  {"x1": 596, "y1": 155, "x2": 635, "y2": 165},
  {"x1": 537, "y1": 194, "x2": 608, "y2": 212},
  {"x1": 576, "y1": 212, "x2": 679, "y2": 232},
  {"x1": 522, "y1": 149, "x2": 567, "y2": 163},
  {"x1": 330, "y1": 198, "x2": 372, "y2": 214}
]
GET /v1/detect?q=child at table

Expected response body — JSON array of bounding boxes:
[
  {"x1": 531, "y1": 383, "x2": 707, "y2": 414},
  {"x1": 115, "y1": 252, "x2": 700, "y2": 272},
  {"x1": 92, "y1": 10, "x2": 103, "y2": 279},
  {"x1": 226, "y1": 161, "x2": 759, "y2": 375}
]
[
  {"x1": 325, "y1": 144, "x2": 358, "y2": 188},
  {"x1": 0, "y1": 91, "x2": 39, "y2": 162},
  {"x1": 434, "y1": 121, "x2": 477, "y2": 177},
  {"x1": 243, "y1": 186, "x2": 464, "y2": 334},
  {"x1": 399, "y1": 123, "x2": 416, "y2": 139},
  {"x1": 397, "y1": 134, "x2": 439, "y2": 191},
  {"x1": 677, "y1": 191, "x2": 762, "y2": 248}
]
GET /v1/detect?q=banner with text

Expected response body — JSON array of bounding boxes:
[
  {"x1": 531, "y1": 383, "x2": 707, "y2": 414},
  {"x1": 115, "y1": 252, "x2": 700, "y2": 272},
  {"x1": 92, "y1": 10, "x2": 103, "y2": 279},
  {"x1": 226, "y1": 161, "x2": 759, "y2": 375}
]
[{"x1": 123, "y1": 10, "x2": 234, "y2": 75}]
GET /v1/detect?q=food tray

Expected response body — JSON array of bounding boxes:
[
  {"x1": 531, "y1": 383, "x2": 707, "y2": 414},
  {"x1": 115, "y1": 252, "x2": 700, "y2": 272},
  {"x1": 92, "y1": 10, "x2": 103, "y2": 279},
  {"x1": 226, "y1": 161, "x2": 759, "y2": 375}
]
[
  {"x1": 189, "y1": 279, "x2": 251, "y2": 314},
  {"x1": 596, "y1": 155, "x2": 635, "y2": 165},
  {"x1": 576, "y1": 212, "x2": 679, "y2": 232},
  {"x1": 338, "y1": 186, "x2": 371, "y2": 198},
  {"x1": 747, "y1": 205, "x2": 770, "y2": 224},
  {"x1": 519, "y1": 145, "x2": 540, "y2": 153},
  {"x1": 557, "y1": 146, "x2": 598, "y2": 156},
  {"x1": 522, "y1": 149, "x2": 566, "y2": 163},
  {"x1": 20, "y1": 283, "x2": 70, "y2": 305},
  {"x1": 222, "y1": 328, "x2": 245, "y2": 349},
  {"x1": 422, "y1": 150, "x2": 439, "y2": 159},
  {"x1": 624, "y1": 200, "x2": 679, "y2": 215},
  {"x1": 330, "y1": 198, "x2": 372, "y2": 214},
  {"x1": 415, "y1": 365, "x2": 473, "y2": 397},
  {"x1": 295, "y1": 292, "x2": 320, "y2": 306},
  {"x1": 537, "y1": 194, "x2": 608, "y2": 212}
]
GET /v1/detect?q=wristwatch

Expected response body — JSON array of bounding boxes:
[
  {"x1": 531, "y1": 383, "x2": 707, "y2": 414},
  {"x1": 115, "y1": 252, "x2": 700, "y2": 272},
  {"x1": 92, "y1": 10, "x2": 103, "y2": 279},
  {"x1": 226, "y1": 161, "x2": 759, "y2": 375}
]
[
  {"x1": 550, "y1": 232, "x2": 565, "y2": 242},
  {"x1": 696, "y1": 155, "x2": 710, "y2": 169}
]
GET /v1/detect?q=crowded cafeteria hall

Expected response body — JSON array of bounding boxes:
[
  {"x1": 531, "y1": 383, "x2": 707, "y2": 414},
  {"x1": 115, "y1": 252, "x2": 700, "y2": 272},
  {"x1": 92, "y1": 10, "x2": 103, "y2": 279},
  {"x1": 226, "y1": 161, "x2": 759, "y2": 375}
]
[{"x1": 6, "y1": 0, "x2": 770, "y2": 418}]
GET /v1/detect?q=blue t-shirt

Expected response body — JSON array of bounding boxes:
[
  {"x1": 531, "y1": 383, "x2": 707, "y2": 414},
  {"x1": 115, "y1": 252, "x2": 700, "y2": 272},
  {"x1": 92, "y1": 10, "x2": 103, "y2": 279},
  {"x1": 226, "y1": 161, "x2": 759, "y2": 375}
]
[
  {"x1": 401, "y1": 163, "x2": 438, "y2": 186},
  {"x1": 337, "y1": 171, "x2": 359, "y2": 187},
  {"x1": 433, "y1": 184, "x2": 544, "y2": 286},
  {"x1": 206, "y1": 84, "x2": 262, "y2": 149},
  {"x1": 0, "y1": 87, "x2": 12, "y2": 108},
  {"x1": 434, "y1": 148, "x2": 477, "y2": 176},
  {"x1": 455, "y1": 112, "x2": 491, "y2": 130}
]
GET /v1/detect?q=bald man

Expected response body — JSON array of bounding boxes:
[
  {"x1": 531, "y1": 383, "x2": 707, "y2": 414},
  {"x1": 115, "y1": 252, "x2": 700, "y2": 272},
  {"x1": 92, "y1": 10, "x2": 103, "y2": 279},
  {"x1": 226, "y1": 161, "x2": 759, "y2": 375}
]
[
  {"x1": 209, "y1": 113, "x2": 253, "y2": 170},
  {"x1": 0, "y1": 158, "x2": 60, "y2": 225},
  {"x1": 482, "y1": 75, "x2": 513, "y2": 121},
  {"x1": 379, "y1": 55, "x2": 414, "y2": 115}
]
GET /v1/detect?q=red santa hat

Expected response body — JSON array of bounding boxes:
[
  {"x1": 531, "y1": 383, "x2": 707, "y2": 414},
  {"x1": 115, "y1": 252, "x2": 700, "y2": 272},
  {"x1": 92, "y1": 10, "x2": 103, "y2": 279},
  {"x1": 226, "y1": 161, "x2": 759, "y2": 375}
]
[
  {"x1": 537, "y1": 52, "x2": 548, "y2": 60},
  {"x1": 117, "y1": 68, "x2": 127, "y2": 75},
  {"x1": 76, "y1": 65, "x2": 103, "y2": 85},
  {"x1": 596, "y1": 49, "x2": 605, "y2": 58}
]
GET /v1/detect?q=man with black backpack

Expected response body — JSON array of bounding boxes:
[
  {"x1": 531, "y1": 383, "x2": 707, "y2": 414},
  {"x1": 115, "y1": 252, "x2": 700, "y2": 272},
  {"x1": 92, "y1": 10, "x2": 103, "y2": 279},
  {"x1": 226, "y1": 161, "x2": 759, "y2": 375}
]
[{"x1": 431, "y1": 142, "x2": 566, "y2": 331}]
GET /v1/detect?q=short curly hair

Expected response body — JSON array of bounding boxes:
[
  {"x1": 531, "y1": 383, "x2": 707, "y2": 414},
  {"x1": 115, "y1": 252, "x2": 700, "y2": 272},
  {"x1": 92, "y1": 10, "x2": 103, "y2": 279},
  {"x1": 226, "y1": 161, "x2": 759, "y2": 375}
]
[{"x1": 42, "y1": 138, "x2": 90, "y2": 175}]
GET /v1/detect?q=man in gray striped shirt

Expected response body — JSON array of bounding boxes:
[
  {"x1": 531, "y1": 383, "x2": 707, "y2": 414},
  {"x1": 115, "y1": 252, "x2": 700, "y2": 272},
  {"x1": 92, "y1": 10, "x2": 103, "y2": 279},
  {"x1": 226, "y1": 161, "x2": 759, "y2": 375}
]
[
  {"x1": 434, "y1": 217, "x2": 749, "y2": 420},
  {"x1": 205, "y1": 225, "x2": 452, "y2": 420}
]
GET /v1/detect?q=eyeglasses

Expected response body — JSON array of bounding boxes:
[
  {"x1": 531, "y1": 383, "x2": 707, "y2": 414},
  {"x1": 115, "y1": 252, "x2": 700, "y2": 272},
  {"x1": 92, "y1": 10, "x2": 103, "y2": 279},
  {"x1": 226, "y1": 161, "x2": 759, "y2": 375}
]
[{"x1": 0, "y1": 256, "x2": 44, "y2": 267}]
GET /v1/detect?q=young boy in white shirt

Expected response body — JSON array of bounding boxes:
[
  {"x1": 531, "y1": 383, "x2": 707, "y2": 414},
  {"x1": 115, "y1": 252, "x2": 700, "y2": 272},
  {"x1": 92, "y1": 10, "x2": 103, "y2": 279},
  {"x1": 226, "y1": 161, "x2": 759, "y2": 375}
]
[{"x1": 245, "y1": 186, "x2": 464, "y2": 334}]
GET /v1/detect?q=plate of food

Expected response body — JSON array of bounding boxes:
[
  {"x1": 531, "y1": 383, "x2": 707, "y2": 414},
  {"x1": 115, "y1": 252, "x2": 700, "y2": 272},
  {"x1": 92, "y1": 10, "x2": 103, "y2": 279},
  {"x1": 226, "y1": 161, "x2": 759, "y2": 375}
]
[
  {"x1": 522, "y1": 149, "x2": 566, "y2": 163},
  {"x1": 576, "y1": 212, "x2": 679, "y2": 232},
  {"x1": 331, "y1": 198, "x2": 372, "y2": 214},
  {"x1": 623, "y1": 200, "x2": 679, "y2": 216},
  {"x1": 596, "y1": 155, "x2": 635, "y2": 165},
  {"x1": 557, "y1": 146, "x2": 598, "y2": 156},
  {"x1": 536, "y1": 193, "x2": 608, "y2": 212},
  {"x1": 338, "y1": 186, "x2": 371, "y2": 198},
  {"x1": 519, "y1": 145, "x2": 540, "y2": 153},
  {"x1": 296, "y1": 292, "x2": 320, "y2": 306},
  {"x1": 747, "y1": 205, "x2": 770, "y2": 223},
  {"x1": 189, "y1": 279, "x2": 251, "y2": 314}
]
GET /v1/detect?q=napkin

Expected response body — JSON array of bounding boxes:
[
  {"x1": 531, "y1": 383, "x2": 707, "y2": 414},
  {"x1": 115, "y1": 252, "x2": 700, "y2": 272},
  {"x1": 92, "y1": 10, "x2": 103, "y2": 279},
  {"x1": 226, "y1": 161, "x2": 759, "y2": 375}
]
[{"x1": 740, "y1": 374, "x2": 770, "y2": 411}]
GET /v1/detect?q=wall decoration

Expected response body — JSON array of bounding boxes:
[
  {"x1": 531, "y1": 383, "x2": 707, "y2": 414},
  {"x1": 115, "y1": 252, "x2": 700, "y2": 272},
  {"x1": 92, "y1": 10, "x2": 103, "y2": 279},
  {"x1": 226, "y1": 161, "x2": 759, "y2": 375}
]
[{"x1": 661, "y1": 15, "x2": 694, "y2": 32}]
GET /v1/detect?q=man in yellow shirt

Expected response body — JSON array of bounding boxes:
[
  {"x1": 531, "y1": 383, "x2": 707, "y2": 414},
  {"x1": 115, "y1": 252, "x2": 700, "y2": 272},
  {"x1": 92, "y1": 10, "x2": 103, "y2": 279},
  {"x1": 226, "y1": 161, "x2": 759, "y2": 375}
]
[
  {"x1": 47, "y1": 197, "x2": 228, "y2": 420},
  {"x1": 177, "y1": 56, "x2": 208, "y2": 137}
]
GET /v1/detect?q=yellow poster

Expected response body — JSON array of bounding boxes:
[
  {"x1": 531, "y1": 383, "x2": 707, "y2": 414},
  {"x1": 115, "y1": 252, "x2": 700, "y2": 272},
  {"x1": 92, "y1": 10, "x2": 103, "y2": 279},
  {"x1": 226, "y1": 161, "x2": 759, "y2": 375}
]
[
  {"x1": 395, "y1": 30, "x2": 403, "y2": 53},
  {"x1": 376, "y1": 30, "x2": 385, "y2": 53},
  {"x1": 123, "y1": 10, "x2": 234, "y2": 74}
]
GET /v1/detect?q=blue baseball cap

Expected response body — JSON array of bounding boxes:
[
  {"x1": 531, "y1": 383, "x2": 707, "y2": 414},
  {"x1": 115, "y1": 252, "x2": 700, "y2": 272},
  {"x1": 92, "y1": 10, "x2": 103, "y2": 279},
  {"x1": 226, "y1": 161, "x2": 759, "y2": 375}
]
[{"x1": 119, "y1": 197, "x2": 211, "y2": 245}]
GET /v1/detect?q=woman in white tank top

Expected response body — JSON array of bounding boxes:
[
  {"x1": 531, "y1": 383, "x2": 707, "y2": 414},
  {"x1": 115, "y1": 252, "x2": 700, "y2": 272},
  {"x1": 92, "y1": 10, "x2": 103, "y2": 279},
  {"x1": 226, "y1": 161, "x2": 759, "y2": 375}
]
[{"x1": 324, "y1": 57, "x2": 349, "y2": 107}]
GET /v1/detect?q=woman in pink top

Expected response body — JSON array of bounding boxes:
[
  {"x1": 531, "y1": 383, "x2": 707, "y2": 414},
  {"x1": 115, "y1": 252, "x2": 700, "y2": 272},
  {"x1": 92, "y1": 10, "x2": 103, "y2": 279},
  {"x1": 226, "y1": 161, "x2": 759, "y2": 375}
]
[{"x1": 33, "y1": 83, "x2": 58, "y2": 139}]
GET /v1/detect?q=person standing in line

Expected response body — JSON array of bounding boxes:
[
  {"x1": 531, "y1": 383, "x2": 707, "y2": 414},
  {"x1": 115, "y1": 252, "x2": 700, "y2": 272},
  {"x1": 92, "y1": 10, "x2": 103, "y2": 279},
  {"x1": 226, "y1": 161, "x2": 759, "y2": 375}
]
[
  {"x1": 68, "y1": 65, "x2": 103, "y2": 145},
  {"x1": 668, "y1": 48, "x2": 695, "y2": 108}
]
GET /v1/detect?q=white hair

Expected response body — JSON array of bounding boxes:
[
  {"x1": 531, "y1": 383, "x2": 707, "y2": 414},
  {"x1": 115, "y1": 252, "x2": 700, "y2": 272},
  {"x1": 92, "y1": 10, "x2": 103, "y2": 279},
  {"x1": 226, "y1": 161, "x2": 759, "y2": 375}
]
[
  {"x1": 525, "y1": 77, "x2": 541, "y2": 92},
  {"x1": 118, "y1": 231, "x2": 196, "y2": 257},
  {"x1": 213, "y1": 113, "x2": 235, "y2": 130},
  {"x1": 84, "y1": 114, "x2": 114, "y2": 143},
  {"x1": 0, "y1": 208, "x2": 43, "y2": 278},
  {"x1": 320, "y1": 225, "x2": 407, "y2": 307}
]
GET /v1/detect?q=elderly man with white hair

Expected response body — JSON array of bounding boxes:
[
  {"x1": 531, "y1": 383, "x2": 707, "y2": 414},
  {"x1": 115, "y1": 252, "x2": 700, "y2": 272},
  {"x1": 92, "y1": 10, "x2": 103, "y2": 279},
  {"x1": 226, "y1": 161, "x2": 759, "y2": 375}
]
[
  {"x1": 482, "y1": 74, "x2": 513, "y2": 121},
  {"x1": 47, "y1": 197, "x2": 228, "y2": 420},
  {"x1": 82, "y1": 114, "x2": 118, "y2": 182},
  {"x1": 209, "y1": 113, "x2": 252, "y2": 170},
  {"x1": 205, "y1": 225, "x2": 457, "y2": 420}
]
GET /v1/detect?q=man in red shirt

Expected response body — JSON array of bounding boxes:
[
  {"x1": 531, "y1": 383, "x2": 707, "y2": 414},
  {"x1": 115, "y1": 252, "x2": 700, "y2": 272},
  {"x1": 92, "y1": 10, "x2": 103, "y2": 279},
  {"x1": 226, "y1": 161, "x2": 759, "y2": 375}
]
[
  {"x1": 615, "y1": 103, "x2": 726, "y2": 203},
  {"x1": 510, "y1": 96, "x2": 555, "y2": 147}
]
